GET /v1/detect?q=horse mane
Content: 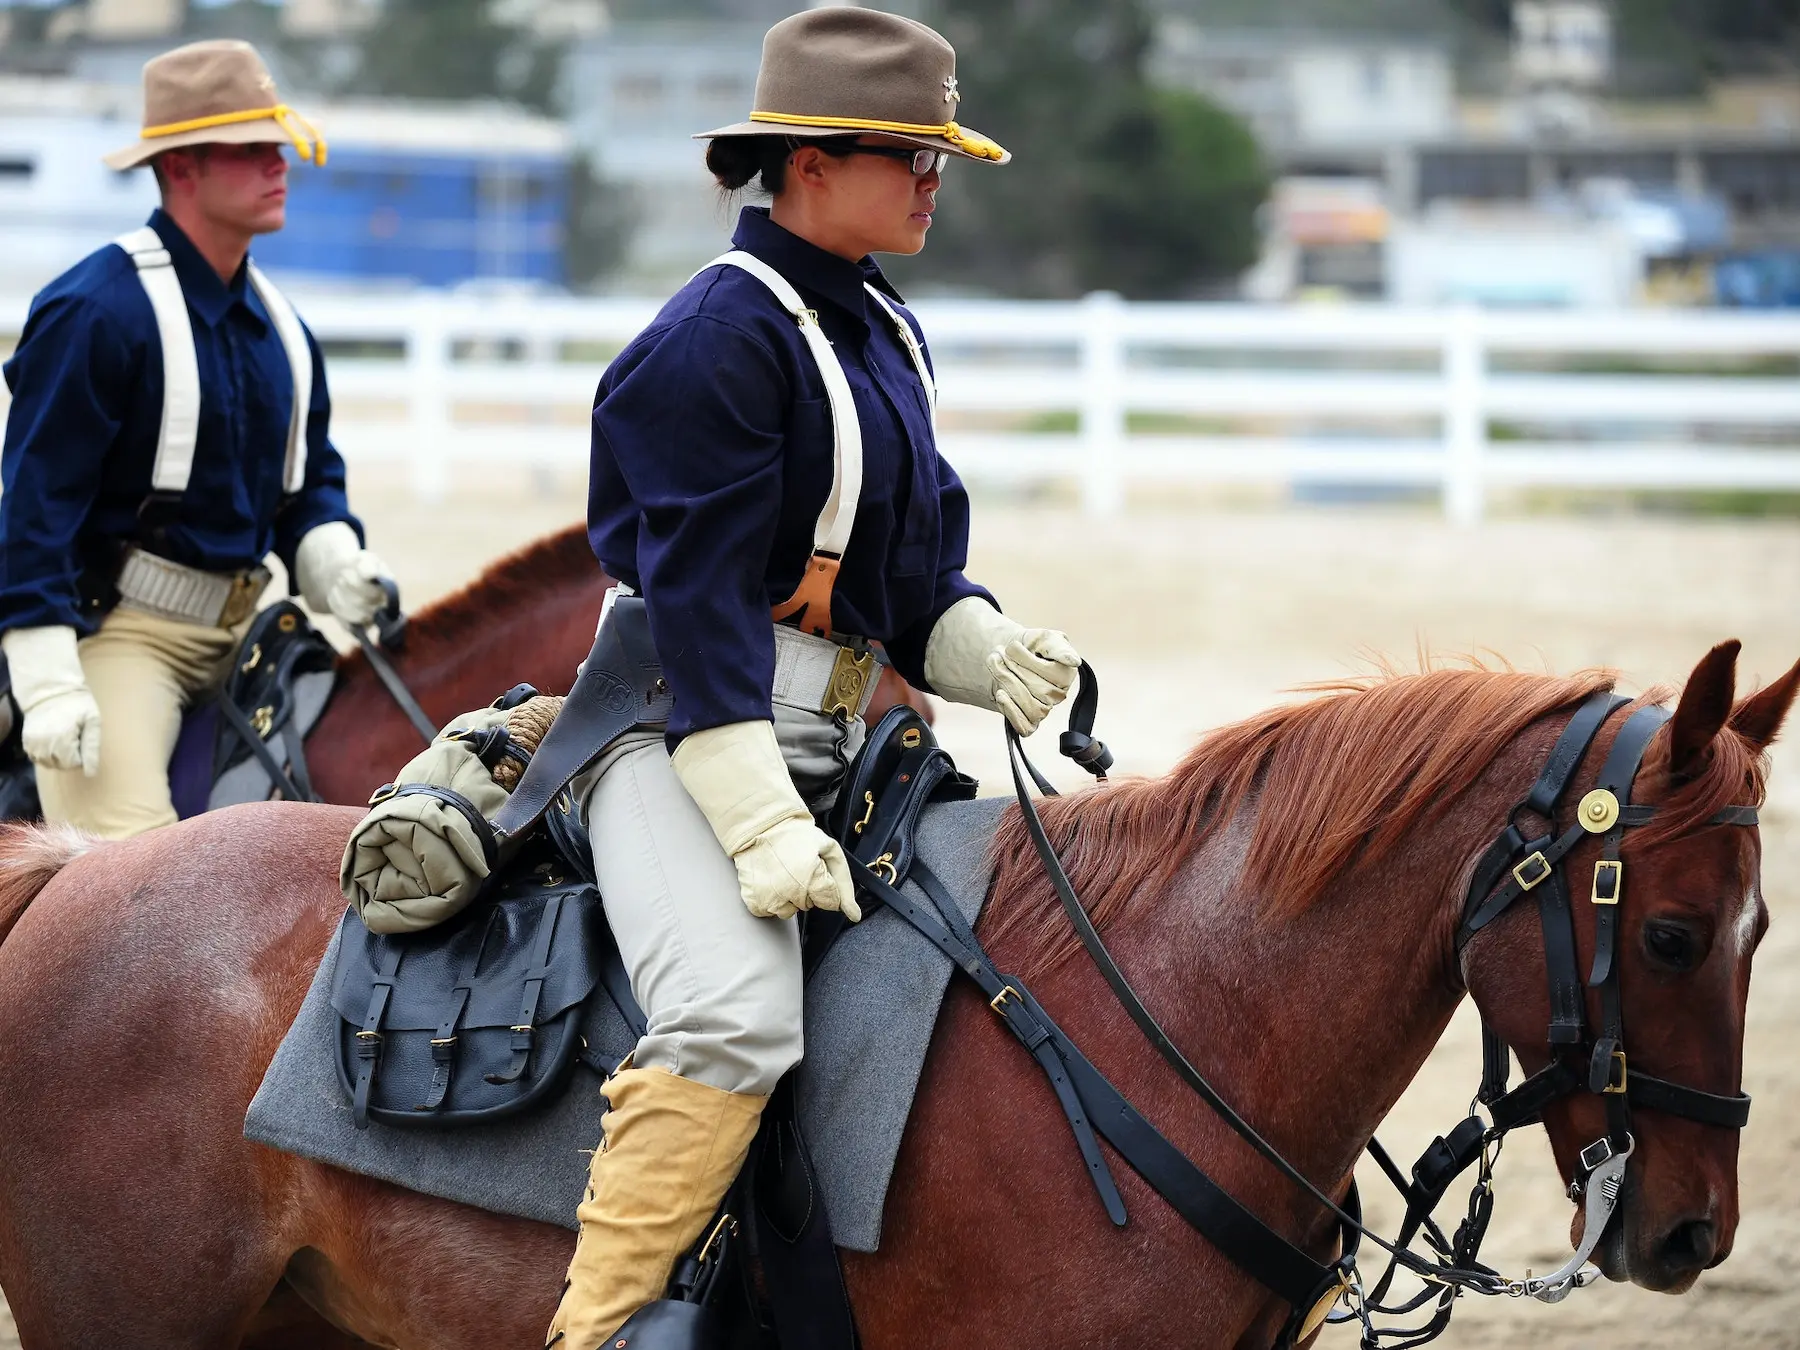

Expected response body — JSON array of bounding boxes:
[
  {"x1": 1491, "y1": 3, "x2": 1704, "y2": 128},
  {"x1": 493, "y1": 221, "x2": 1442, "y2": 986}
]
[
  {"x1": 335, "y1": 523, "x2": 599, "y2": 676},
  {"x1": 985, "y1": 664, "x2": 1634, "y2": 976}
]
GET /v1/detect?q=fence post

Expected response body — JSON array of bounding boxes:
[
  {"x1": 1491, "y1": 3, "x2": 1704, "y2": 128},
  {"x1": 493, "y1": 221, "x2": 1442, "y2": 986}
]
[
  {"x1": 1078, "y1": 290, "x2": 1126, "y2": 517},
  {"x1": 1443, "y1": 303, "x2": 1486, "y2": 526},
  {"x1": 409, "y1": 296, "x2": 452, "y2": 503}
]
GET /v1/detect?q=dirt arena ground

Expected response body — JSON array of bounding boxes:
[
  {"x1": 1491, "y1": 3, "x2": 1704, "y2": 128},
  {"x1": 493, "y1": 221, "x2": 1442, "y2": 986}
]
[{"x1": 3, "y1": 476, "x2": 1796, "y2": 1347}]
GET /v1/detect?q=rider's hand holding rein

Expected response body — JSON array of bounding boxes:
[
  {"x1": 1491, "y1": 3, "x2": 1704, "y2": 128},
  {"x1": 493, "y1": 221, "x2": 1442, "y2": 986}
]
[
  {"x1": 925, "y1": 595, "x2": 1081, "y2": 735},
  {"x1": 295, "y1": 520, "x2": 394, "y2": 628},
  {"x1": 0, "y1": 625, "x2": 102, "y2": 776},
  {"x1": 672, "y1": 719, "x2": 862, "y2": 923}
]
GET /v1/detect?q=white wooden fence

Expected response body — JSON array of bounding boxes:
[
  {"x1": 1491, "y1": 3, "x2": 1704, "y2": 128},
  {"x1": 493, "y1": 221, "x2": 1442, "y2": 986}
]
[{"x1": 8, "y1": 289, "x2": 1800, "y2": 522}]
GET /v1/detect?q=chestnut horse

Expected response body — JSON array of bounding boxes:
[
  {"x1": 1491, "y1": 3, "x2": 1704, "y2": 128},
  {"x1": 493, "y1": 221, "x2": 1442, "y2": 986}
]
[
  {"x1": 0, "y1": 642, "x2": 1787, "y2": 1349},
  {"x1": 305, "y1": 522, "x2": 924, "y2": 807}
]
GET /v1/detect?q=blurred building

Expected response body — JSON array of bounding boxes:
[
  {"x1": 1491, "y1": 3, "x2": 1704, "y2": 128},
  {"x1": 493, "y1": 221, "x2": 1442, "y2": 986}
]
[
  {"x1": 561, "y1": 19, "x2": 765, "y2": 288},
  {"x1": 257, "y1": 101, "x2": 571, "y2": 288},
  {"x1": 1150, "y1": 21, "x2": 1455, "y2": 171},
  {"x1": 0, "y1": 75, "x2": 572, "y2": 292}
]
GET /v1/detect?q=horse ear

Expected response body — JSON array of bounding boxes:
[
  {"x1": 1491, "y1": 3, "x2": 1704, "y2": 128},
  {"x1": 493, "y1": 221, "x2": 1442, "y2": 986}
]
[
  {"x1": 1729, "y1": 655, "x2": 1800, "y2": 751},
  {"x1": 1668, "y1": 640, "x2": 1741, "y2": 780}
]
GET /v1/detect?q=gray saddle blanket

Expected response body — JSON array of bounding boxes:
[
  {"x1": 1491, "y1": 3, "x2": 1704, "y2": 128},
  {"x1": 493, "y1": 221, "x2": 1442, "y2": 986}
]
[{"x1": 245, "y1": 794, "x2": 1007, "y2": 1254}]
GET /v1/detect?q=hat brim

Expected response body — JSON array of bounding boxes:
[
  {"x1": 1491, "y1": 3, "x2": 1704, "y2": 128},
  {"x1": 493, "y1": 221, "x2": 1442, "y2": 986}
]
[
  {"x1": 104, "y1": 115, "x2": 317, "y2": 171},
  {"x1": 693, "y1": 120, "x2": 1010, "y2": 166}
]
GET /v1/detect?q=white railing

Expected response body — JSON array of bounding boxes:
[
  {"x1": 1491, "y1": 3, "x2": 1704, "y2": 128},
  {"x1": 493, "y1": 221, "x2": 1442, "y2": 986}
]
[{"x1": 7, "y1": 289, "x2": 1800, "y2": 522}]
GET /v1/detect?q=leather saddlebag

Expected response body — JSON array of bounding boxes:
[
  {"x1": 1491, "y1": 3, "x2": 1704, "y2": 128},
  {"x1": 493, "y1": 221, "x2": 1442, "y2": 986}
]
[{"x1": 329, "y1": 838, "x2": 602, "y2": 1129}]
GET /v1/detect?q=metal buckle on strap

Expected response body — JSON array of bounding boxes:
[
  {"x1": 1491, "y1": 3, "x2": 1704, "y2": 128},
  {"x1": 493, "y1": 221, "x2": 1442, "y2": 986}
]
[
  {"x1": 1512, "y1": 852, "x2": 1553, "y2": 892},
  {"x1": 1601, "y1": 1048, "x2": 1628, "y2": 1094},
  {"x1": 990, "y1": 985, "x2": 1020, "y2": 1014},
  {"x1": 1591, "y1": 859, "x2": 1623, "y2": 906},
  {"x1": 824, "y1": 644, "x2": 876, "y2": 719}
]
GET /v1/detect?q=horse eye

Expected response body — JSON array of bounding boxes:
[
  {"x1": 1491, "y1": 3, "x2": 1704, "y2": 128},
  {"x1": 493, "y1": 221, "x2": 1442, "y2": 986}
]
[{"x1": 1643, "y1": 921, "x2": 1697, "y2": 972}]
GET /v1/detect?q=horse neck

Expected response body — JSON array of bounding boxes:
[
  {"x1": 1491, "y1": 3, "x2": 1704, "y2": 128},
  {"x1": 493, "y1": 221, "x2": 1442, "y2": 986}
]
[
  {"x1": 1040, "y1": 720, "x2": 1564, "y2": 1203},
  {"x1": 311, "y1": 565, "x2": 607, "y2": 805}
]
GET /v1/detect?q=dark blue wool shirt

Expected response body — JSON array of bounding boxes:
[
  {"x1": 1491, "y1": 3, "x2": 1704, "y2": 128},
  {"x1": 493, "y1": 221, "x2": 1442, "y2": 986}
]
[
  {"x1": 0, "y1": 209, "x2": 358, "y2": 634},
  {"x1": 589, "y1": 207, "x2": 993, "y2": 740}
]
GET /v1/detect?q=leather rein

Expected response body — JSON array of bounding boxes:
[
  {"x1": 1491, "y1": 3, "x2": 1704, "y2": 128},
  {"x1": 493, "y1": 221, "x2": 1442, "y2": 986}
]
[{"x1": 855, "y1": 674, "x2": 1757, "y2": 1350}]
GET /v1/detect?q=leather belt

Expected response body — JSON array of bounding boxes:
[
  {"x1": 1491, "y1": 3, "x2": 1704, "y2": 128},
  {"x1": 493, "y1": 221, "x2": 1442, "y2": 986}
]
[
  {"x1": 771, "y1": 623, "x2": 880, "y2": 720},
  {"x1": 115, "y1": 546, "x2": 270, "y2": 628}
]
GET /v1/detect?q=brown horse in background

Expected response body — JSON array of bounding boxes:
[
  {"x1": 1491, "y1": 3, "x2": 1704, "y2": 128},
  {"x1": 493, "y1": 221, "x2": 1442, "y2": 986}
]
[
  {"x1": 0, "y1": 642, "x2": 1786, "y2": 1349},
  {"x1": 306, "y1": 523, "x2": 928, "y2": 807}
]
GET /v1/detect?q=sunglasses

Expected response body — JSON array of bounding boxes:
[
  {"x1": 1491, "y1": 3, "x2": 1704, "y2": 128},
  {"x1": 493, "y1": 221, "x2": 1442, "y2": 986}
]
[{"x1": 821, "y1": 144, "x2": 950, "y2": 176}]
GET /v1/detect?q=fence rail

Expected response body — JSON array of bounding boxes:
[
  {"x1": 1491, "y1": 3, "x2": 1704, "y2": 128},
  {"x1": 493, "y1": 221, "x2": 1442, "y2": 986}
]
[{"x1": 7, "y1": 289, "x2": 1800, "y2": 521}]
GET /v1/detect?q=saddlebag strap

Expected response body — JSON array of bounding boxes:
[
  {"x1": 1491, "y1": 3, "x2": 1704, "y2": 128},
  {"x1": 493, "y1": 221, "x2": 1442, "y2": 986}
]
[
  {"x1": 352, "y1": 940, "x2": 405, "y2": 1129},
  {"x1": 484, "y1": 892, "x2": 566, "y2": 1086},
  {"x1": 423, "y1": 985, "x2": 472, "y2": 1111},
  {"x1": 216, "y1": 696, "x2": 315, "y2": 804},
  {"x1": 489, "y1": 594, "x2": 673, "y2": 844}
]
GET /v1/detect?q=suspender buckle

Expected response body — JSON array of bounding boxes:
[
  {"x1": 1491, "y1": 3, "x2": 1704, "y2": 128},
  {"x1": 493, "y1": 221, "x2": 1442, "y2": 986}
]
[
  {"x1": 1591, "y1": 859, "x2": 1623, "y2": 906},
  {"x1": 1512, "y1": 852, "x2": 1553, "y2": 892}
]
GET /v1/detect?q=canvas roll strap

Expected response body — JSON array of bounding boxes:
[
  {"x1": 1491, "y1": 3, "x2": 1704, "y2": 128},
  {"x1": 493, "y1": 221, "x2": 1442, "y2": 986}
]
[{"x1": 114, "y1": 228, "x2": 315, "y2": 498}]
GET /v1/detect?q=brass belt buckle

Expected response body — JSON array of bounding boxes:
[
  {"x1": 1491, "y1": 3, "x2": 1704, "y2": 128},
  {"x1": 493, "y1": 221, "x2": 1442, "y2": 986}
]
[
  {"x1": 219, "y1": 570, "x2": 264, "y2": 628},
  {"x1": 823, "y1": 644, "x2": 876, "y2": 719}
]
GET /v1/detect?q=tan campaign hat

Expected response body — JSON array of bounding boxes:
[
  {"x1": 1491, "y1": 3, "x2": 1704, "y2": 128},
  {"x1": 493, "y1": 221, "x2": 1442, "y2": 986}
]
[
  {"x1": 696, "y1": 7, "x2": 1009, "y2": 166},
  {"x1": 104, "y1": 39, "x2": 326, "y2": 171}
]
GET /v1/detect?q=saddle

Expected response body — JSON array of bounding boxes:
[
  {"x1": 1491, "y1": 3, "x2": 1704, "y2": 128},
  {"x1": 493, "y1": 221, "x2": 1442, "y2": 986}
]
[
  {"x1": 0, "y1": 598, "x2": 339, "y2": 821},
  {"x1": 323, "y1": 683, "x2": 976, "y2": 1349}
]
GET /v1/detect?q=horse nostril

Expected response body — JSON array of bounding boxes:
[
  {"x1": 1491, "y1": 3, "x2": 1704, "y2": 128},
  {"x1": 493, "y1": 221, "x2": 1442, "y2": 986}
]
[{"x1": 1661, "y1": 1219, "x2": 1718, "y2": 1272}]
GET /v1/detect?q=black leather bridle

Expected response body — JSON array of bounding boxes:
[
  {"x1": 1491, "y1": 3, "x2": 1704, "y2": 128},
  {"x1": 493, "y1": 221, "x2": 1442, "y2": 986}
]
[{"x1": 855, "y1": 675, "x2": 1761, "y2": 1350}]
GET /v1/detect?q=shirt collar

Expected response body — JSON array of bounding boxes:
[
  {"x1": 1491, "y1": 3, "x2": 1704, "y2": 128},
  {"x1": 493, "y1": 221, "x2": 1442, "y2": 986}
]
[
  {"x1": 730, "y1": 207, "x2": 906, "y2": 329},
  {"x1": 148, "y1": 208, "x2": 265, "y2": 332}
]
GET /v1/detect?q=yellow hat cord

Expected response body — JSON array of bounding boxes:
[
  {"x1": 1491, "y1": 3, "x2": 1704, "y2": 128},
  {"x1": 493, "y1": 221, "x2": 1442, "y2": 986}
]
[
  {"x1": 748, "y1": 110, "x2": 1005, "y2": 161},
  {"x1": 139, "y1": 103, "x2": 328, "y2": 165}
]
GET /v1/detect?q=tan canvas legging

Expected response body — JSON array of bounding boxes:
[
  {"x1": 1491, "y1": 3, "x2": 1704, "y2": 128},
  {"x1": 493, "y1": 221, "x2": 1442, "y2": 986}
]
[{"x1": 35, "y1": 605, "x2": 245, "y2": 838}]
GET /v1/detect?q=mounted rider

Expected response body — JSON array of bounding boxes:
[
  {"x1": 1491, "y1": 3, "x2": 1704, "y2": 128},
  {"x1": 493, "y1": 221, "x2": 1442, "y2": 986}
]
[
  {"x1": 0, "y1": 40, "x2": 393, "y2": 838},
  {"x1": 335, "y1": 8, "x2": 1081, "y2": 1345},
  {"x1": 535, "y1": 10, "x2": 1093, "y2": 1344}
]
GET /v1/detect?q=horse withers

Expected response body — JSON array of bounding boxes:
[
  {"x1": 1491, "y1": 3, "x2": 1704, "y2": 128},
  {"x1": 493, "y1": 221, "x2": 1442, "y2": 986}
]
[{"x1": 0, "y1": 641, "x2": 1784, "y2": 1349}]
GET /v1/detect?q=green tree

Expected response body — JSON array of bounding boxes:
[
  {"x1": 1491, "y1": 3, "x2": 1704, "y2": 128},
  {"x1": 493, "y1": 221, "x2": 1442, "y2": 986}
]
[
  {"x1": 902, "y1": 0, "x2": 1268, "y2": 298},
  {"x1": 348, "y1": 0, "x2": 556, "y2": 110}
]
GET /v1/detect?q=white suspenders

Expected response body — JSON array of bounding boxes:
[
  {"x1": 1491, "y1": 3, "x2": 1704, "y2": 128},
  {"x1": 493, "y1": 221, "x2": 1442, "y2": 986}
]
[
  {"x1": 112, "y1": 227, "x2": 313, "y2": 498},
  {"x1": 702, "y1": 251, "x2": 938, "y2": 569}
]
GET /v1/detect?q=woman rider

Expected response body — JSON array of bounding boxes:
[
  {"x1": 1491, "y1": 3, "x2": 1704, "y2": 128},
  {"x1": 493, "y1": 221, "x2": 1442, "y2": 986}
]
[{"x1": 548, "y1": 8, "x2": 1084, "y2": 1345}]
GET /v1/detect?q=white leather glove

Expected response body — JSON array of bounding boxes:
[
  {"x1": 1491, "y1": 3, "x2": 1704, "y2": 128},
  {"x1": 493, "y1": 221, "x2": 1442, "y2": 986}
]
[
  {"x1": 1, "y1": 625, "x2": 102, "y2": 776},
  {"x1": 295, "y1": 521, "x2": 391, "y2": 628},
  {"x1": 924, "y1": 596, "x2": 1081, "y2": 736},
  {"x1": 671, "y1": 719, "x2": 861, "y2": 923}
]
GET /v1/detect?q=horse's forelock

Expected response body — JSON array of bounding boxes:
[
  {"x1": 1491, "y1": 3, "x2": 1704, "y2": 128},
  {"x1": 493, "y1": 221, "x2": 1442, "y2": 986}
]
[{"x1": 984, "y1": 664, "x2": 1622, "y2": 977}]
